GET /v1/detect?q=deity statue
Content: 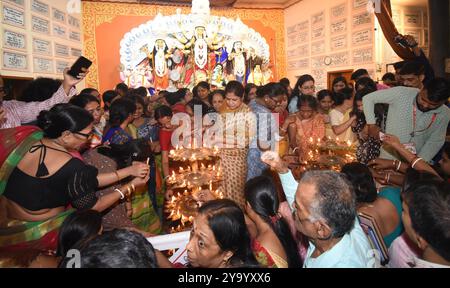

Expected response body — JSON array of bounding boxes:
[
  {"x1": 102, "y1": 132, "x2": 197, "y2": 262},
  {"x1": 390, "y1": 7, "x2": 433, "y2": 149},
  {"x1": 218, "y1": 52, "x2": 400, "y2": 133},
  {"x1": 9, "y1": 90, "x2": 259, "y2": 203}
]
[
  {"x1": 211, "y1": 64, "x2": 226, "y2": 88},
  {"x1": 141, "y1": 39, "x2": 172, "y2": 90},
  {"x1": 247, "y1": 64, "x2": 263, "y2": 86},
  {"x1": 227, "y1": 41, "x2": 248, "y2": 84}
]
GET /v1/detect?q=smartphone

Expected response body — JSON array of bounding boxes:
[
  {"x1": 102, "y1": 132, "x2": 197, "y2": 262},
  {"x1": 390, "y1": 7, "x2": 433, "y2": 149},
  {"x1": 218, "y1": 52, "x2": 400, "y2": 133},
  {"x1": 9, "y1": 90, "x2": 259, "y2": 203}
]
[{"x1": 67, "y1": 56, "x2": 92, "y2": 78}]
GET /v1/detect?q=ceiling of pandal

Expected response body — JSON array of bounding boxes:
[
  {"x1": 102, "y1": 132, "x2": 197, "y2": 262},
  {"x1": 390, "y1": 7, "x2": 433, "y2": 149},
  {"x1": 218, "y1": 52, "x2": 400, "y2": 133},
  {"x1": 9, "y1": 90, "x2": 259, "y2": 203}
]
[{"x1": 81, "y1": 0, "x2": 303, "y2": 9}]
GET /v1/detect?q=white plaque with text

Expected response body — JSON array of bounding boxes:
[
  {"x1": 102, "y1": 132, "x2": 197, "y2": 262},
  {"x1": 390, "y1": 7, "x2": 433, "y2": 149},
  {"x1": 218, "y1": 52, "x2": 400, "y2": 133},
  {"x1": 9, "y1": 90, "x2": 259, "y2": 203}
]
[
  {"x1": 311, "y1": 41, "x2": 325, "y2": 55},
  {"x1": 56, "y1": 60, "x2": 70, "y2": 73},
  {"x1": 5, "y1": 0, "x2": 25, "y2": 8},
  {"x1": 353, "y1": 0, "x2": 367, "y2": 10},
  {"x1": 330, "y1": 52, "x2": 350, "y2": 67},
  {"x1": 71, "y1": 48, "x2": 82, "y2": 57},
  {"x1": 312, "y1": 56, "x2": 324, "y2": 69},
  {"x1": 331, "y1": 35, "x2": 347, "y2": 50},
  {"x1": 297, "y1": 20, "x2": 309, "y2": 31},
  {"x1": 353, "y1": 47, "x2": 373, "y2": 64},
  {"x1": 68, "y1": 15, "x2": 80, "y2": 29},
  {"x1": 287, "y1": 35, "x2": 298, "y2": 47},
  {"x1": 297, "y1": 30, "x2": 309, "y2": 43},
  {"x1": 69, "y1": 30, "x2": 81, "y2": 42},
  {"x1": 2, "y1": 50, "x2": 27, "y2": 71},
  {"x1": 331, "y1": 19, "x2": 347, "y2": 34},
  {"x1": 352, "y1": 28, "x2": 373, "y2": 46},
  {"x1": 404, "y1": 10, "x2": 421, "y2": 27},
  {"x1": 33, "y1": 38, "x2": 52, "y2": 55},
  {"x1": 31, "y1": 0, "x2": 49, "y2": 17},
  {"x1": 55, "y1": 43, "x2": 69, "y2": 57},
  {"x1": 296, "y1": 58, "x2": 309, "y2": 69},
  {"x1": 2, "y1": 5, "x2": 25, "y2": 28},
  {"x1": 353, "y1": 11, "x2": 372, "y2": 28},
  {"x1": 33, "y1": 57, "x2": 54, "y2": 73},
  {"x1": 311, "y1": 26, "x2": 325, "y2": 40},
  {"x1": 32, "y1": 15, "x2": 50, "y2": 34},
  {"x1": 311, "y1": 11, "x2": 325, "y2": 27},
  {"x1": 3, "y1": 29, "x2": 26, "y2": 50},
  {"x1": 331, "y1": 3, "x2": 347, "y2": 19},
  {"x1": 53, "y1": 24, "x2": 67, "y2": 39},
  {"x1": 52, "y1": 8, "x2": 66, "y2": 23}
]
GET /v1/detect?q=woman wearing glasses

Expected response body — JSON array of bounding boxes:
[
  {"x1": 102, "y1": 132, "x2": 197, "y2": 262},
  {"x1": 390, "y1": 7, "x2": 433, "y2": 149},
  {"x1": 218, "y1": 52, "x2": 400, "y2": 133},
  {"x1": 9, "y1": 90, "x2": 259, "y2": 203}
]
[{"x1": 0, "y1": 104, "x2": 149, "y2": 253}]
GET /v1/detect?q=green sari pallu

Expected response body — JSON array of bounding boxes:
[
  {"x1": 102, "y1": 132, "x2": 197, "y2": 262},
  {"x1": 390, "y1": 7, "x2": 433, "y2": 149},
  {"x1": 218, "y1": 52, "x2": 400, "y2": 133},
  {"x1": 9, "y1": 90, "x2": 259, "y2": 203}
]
[{"x1": 0, "y1": 126, "x2": 73, "y2": 250}]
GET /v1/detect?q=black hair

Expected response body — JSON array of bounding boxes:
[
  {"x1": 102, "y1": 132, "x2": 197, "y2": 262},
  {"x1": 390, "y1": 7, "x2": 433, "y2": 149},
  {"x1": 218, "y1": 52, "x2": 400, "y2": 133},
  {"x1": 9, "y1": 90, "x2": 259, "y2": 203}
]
[
  {"x1": 108, "y1": 98, "x2": 136, "y2": 127},
  {"x1": 56, "y1": 210, "x2": 102, "y2": 258},
  {"x1": 244, "y1": 83, "x2": 258, "y2": 103},
  {"x1": 399, "y1": 61, "x2": 425, "y2": 76},
  {"x1": 244, "y1": 176, "x2": 302, "y2": 268},
  {"x1": 393, "y1": 61, "x2": 406, "y2": 71},
  {"x1": 198, "y1": 199, "x2": 260, "y2": 268},
  {"x1": 279, "y1": 78, "x2": 290, "y2": 88},
  {"x1": 37, "y1": 103, "x2": 94, "y2": 139},
  {"x1": 352, "y1": 87, "x2": 374, "y2": 122},
  {"x1": 425, "y1": 77, "x2": 450, "y2": 103},
  {"x1": 351, "y1": 69, "x2": 369, "y2": 81},
  {"x1": 208, "y1": 90, "x2": 225, "y2": 107},
  {"x1": 80, "y1": 88, "x2": 99, "y2": 97},
  {"x1": 402, "y1": 180, "x2": 450, "y2": 262},
  {"x1": 297, "y1": 94, "x2": 319, "y2": 111},
  {"x1": 196, "y1": 81, "x2": 210, "y2": 91},
  {"x1": 382, "y1": 72, "x2": 396, "y2": 82},
  {"x1": 256, "y1": 83, "x2": 286, "y2": 99},
  {"x1": 165, "y1": 91, "x2": 183, "y2": 106},
  {"x1": 115, "y1": 83, "x2": 129, "y2": 94},
  {"x1": 63, "y1": 229, "x2": 158, "y2": 268},
  {"x1": 20, "y1": 78, "x2": 62, "y2": 102},
  {"x1": 332, "y1": 76, "x2": 348, "y2": 92},
  {"x1": 154, "y1": 105, "x2": 173, "y2": 120},
  {"x1": 292, "y1": 74, "x2": 315, "y2": 97},
  {"x1": 402, "y1": 168, "x2": 442, "y2": 193},
  {"x1": 186, "y1": 98, "x2": 212, "y2": 116},
  {"x1": 98, "y1": 138, "x2": 152, "y2": 170},
  {"x1": 332, "y1": 87, "x2": 353, "y2": 106},
  {"x1": 341, "y1": 163, "x2": 377, "y2": 203},
  {"x1": 355, "y1": 77, "x2": 377, "y2": 92},
  {"x1": 317, "y1": 89, "x2": 333, "y2": 101},
  {"x1": 102, "y1": 90, "x2": 119, "y2": 107},
  {"x1": 69, "y1": 93, "x2": 100, "y2": 109},
  {"x1": 178, "y1": 88, "x2": 191, "y2": 100},
  {"x1": 225, "y1": 81, "x2": 245, "y2": 98},
  {"x1": 134, "y1": 86, "x2": 148, "y2": 98},
  {"x1": 129, "y1": 94, "x2": 146, "y2": 110}
]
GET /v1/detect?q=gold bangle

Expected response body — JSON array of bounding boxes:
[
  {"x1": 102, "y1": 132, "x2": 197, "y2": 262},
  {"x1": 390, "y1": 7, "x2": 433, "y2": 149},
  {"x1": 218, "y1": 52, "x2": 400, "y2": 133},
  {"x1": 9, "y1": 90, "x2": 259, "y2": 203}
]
[
  {"x1": 126, "y1": 185, "x2": 132, "y2": 197},
  {"x1": 131, "y1": 183, "x2": 136, "y2": 192}
]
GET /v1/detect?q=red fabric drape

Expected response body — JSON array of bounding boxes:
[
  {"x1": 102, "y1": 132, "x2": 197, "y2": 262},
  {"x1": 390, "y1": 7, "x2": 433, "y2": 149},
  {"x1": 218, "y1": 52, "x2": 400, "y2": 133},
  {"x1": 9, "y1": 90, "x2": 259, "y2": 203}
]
[{"x1": 375, "y1": 0, "x2": 415, "y2": 60}]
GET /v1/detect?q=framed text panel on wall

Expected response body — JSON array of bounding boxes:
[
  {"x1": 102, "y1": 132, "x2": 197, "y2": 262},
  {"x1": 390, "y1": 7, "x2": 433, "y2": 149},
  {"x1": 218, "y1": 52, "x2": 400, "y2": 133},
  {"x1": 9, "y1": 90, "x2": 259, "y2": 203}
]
[
  {"x1": 2, "y1": 49, "x2": 28, "y2": 72},
  {"x1": 3, "y1": 28, "x2": 27, "y2": 51},
  {"x1": 2, "y1": 4, "x2": 25, "y2": 29},
  {"x1": 31, "y1": 0, "x2": 50, "y2": 18}
]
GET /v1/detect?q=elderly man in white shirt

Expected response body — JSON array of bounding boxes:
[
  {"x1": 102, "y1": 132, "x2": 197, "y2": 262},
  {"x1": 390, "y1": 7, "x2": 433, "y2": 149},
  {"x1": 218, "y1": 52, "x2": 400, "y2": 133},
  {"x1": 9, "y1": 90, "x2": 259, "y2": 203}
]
[{"x1": 261, "y1": 151, "x2": 377, "y2": 268}]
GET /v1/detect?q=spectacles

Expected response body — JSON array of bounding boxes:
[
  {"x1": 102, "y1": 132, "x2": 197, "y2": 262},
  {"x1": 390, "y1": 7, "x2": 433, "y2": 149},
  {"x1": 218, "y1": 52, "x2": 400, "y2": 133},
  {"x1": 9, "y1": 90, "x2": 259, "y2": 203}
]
[{"x1": 73, "y1": 131, "x2": 94, "y2": 139}]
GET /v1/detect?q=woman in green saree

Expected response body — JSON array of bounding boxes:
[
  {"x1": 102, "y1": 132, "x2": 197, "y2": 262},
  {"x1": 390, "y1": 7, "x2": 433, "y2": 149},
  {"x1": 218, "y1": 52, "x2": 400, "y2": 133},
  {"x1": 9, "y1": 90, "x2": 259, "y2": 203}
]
[{"x1": 0, "y1": 104, "x2": 149, "y2": 254}]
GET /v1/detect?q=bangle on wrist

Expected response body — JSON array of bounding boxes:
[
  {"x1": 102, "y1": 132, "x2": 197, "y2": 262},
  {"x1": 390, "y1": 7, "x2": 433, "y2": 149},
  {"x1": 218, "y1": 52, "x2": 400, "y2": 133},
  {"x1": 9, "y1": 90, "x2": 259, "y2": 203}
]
[
  {"x1": 396, "y1": 160, "x2": 402, "y2": 171},
  {"x1": 126, "y1": 185, "x2": 132, "y2": 197},
  {"x1": 115, "y1": 188, "x2": 125, "y2": 200},
  {"x1": 411, "y1": 157, "x2": 423, "y2": 169},
  {"x1": 131, "y1": 183, "x2": 136, "y2": 192}
]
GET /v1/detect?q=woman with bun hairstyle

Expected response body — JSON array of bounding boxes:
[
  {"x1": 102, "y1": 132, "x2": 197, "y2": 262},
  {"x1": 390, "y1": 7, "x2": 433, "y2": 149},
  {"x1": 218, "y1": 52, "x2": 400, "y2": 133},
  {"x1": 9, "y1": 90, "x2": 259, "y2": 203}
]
[{"x1": 0, "y1": 104, "x2": 149, "y2": 252}]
